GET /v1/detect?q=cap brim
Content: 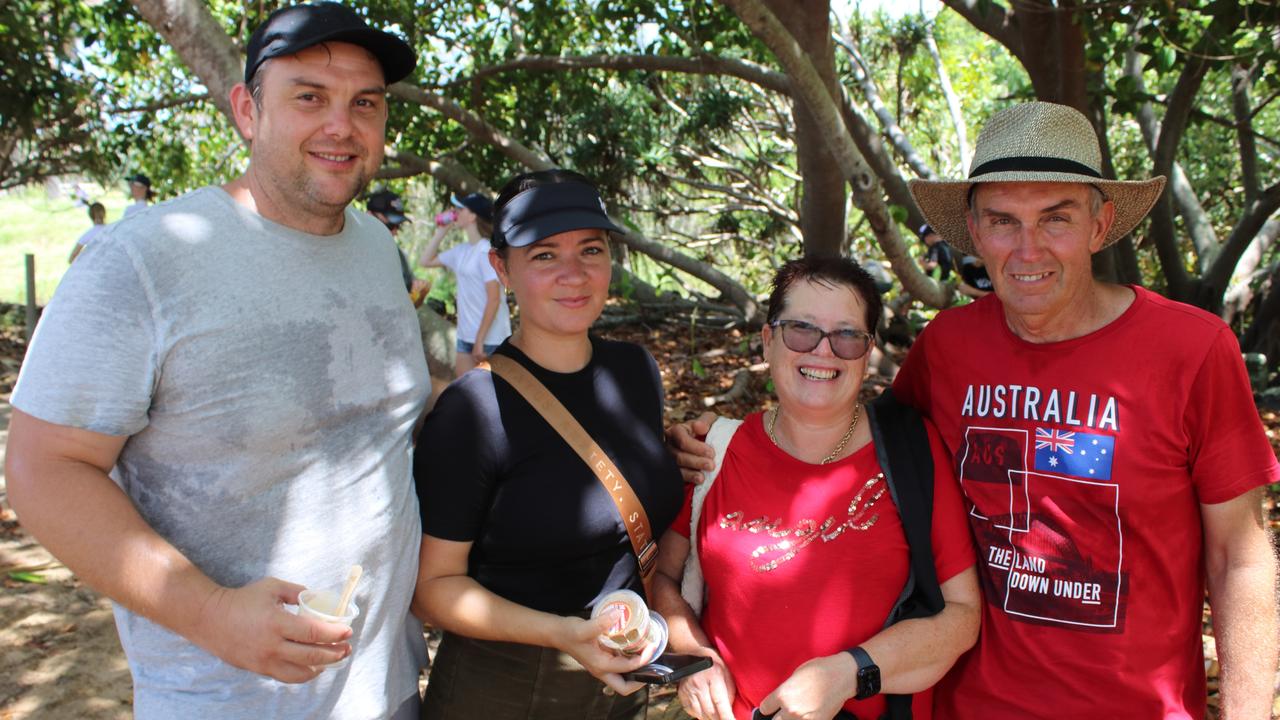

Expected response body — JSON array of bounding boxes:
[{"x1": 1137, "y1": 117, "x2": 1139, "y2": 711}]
[
  {"x1": 909, "y1": 174, "x2": 1166, "y2": 256},
  {"x1": 452, "y1": 194, "x2": 494, "y2": 222},
  {"x1": 504, "y1": 210, "x2": 623, "y2": 248}
]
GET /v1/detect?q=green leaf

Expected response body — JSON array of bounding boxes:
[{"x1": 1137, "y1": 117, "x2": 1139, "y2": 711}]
[
  {"x1": 888, "y1": 204, "x2": 909, "y2": 224},
  {"x1": 8, "y1": 571, "x2": 47, "y2": 584},
  {"x1": 691, "y1": 358, "x2": 707, "y2": 379}
]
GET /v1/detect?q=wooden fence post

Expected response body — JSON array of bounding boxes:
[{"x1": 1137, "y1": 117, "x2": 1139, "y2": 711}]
[{"x1": 25, "y1": 253, "x2": 37, "y2": 344}]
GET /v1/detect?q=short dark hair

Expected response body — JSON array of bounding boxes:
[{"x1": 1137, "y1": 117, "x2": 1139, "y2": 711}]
[
  {"x1": 248, "y1": 57, "x2": 272, "y2": 108},
  {"x1": 490, "y1": 168, "x2": 602, "y2": 253},
  {"x1": 765, "y1": 256, "x2": 884, "y2": 337}
]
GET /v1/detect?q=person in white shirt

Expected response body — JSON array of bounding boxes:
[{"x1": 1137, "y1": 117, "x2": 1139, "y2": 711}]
[
  {"x1": 419, "y1": 192, "x2": 512, "y2": 376},
  {"x1": 69, "y1": 202, "x2": 107, "y2": 263},
  {"x1": 123, "y1": 173, "x2": 153, "y2": 217}
]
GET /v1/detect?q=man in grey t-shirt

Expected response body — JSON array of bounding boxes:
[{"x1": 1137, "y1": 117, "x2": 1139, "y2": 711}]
[{"x1": 6, "y1": 4, "x2": 427, "y2": 718}]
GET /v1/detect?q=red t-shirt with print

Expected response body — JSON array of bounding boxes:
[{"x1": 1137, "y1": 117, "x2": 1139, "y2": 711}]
[
  {"x1": 672, "y1": 412, "x2": 975, "y2": 720},
  {"x1": 893, "y1": 286, "x2": 1280, "y2": 719}
]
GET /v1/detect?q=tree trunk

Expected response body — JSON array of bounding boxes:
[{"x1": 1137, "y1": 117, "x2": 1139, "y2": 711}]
[
  {"x1": 1015, "y1": 0, "x2": 1088, "y2": 113},
  {"x1": 1241, "y1": 262, "x2": 1280, "y2": 372},
  {"x1": 127, "y1": 0, "x2": 242, "y2": 132},
  {"x1": 765, "y1": 0, "x2": 846, "y2": 258},
  {"x1": 721, "y1": 0, "x2": 950, "y2": 307}
]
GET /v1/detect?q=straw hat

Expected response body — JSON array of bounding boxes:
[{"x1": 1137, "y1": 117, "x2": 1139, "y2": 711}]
[{"x1": 909, "y1": 102, "x2": 1166, "y2": 255}]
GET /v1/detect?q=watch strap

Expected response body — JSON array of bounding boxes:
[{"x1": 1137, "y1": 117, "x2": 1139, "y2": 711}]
[{"x1": 845, "y1": 646, "x2": 880, "y2": 700}]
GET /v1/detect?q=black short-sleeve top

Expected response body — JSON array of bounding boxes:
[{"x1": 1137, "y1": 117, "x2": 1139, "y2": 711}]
[{"x1": 414, "y1": 336, "x2": 684, "y2": 614}]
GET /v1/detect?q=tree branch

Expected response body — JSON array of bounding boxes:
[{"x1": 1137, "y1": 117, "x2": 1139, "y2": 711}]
[
  {"x1": 722, "y1": 0, "x2": 949, "y2": 307},
  {"x1": 614, "y1": 225, "x2": 763, "y2": 324},
  {"x1": 1240, "y1": 259, "x2": 1280, "y2": 360},
  {"x1": 113, "y1": 92, "x2": 210, "y2": 114},
  {"x1": 922, "y1": 15, "x2": 970, "y2": 175},
  {"x1": 378, "y1": 149, "x2": 488, "y2": 193},
  {"x1": 832, "y1": 28, "x2": 935, "y2": 179},
  {"x1": 939, "y1": 0, "x2": 1024, "y2": 63},
  {"x1": 463, "y1": 54, "x2": 790, "y2": 95},
  {"x1": 1222, "y1": 218, "x2": 1279, "y2": 324},
  {"x1": 126, "y1": 0, "x2": 243, "y2": 131},
  {"x1": 1202, "y1": 182, "x2": 1280, "y2": 306},
  {"x1": 1146, "y1": 43, "x2": 1215, "y2": 298},
  {"x1": 1230, "y1": 62, "x2": 1259, "y2": 204},
  {"x1": 388, "y1": 82, "x2": 553, "y2": 171},
  {"x1": 465, "y1": 45, "x2": 928, "y2": 239},
  {"x1": 1121, "y1": 46, "x2": 1218, "y2": 267}
]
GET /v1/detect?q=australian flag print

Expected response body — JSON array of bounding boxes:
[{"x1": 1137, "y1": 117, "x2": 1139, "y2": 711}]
[{"x1": 1033, "y1": 427, "x2": 1115, "y2": 481}]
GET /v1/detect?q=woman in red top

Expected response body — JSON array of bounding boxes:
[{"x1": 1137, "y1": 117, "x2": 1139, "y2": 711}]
[{"x1": 654, "y1": 257, "x2": 980, "y2": 720}]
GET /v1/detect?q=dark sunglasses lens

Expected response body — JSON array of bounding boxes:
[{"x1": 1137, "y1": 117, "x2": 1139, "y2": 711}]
[
  {"x1": 780, "y1": 323, "x2": 821, "y2": 353},
  {"x1": 830, "y1": 332, "x2": 870, "y2": 360}
]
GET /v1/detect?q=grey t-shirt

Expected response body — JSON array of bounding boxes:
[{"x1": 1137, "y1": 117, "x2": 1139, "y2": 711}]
[{"x1": 12, "y1": 187, "x2": 429, "y2": 719}]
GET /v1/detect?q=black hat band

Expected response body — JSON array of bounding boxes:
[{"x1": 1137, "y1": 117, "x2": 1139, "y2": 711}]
[{"x1": 968, "y1": 156, "x2": 1102, "y2": 180}]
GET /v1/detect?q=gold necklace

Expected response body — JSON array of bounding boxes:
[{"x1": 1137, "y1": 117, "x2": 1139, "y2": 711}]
[{"x1": 767, "y1": 403, "x2": 861, "y2": 464}]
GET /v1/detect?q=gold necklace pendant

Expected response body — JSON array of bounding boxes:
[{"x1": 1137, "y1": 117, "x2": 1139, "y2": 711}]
[{"x1": 767, "y1": 403, "x2": 861, "y2": 464}]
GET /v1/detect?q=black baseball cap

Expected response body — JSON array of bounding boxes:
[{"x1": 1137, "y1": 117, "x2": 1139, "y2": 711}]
[
  {"x1": 916, "y1": 223, "x2": 935, "y2": 239},
  {"x1": 367, "y1": 190, "x2": 408, "y2": 225},
  {"x1": 244, "y1": 2, "x2": 417, "y2": 85},
  {"x1": 127, "y1": 173, "x2": 151, "y2": 188},
  {"x1": 451, "y1": 192, "x2": 494, "y2": 222},
  {"x1": 493, "y1": 181, "x2": 622, "y2": 249}
]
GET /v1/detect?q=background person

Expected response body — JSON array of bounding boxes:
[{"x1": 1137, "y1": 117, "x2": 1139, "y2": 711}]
[
  {"x1": 412, "y1": 169, "x2": 684, "y2": 719},
  {"x1": 917, "y1": 224, "x2": 953, "y2": 281},
  {"x1": 123, "y1": 173, "x2": 153, "y2": 217},
  {"x1": 68, "y1": 201, "x2": 107, "y2": 263},
  {"x1": 654, "y1": 256, "x2": 978, "y2": 720},
  {"x1": 897, "y1": 101, "x2": 1279, "y2": 719},
  {"x1": 955, "y1": 254, "x2": 991, "y2": 298},
  {"x1": 419, "y1": 191, "x2": 511, "y2": 375},
  {"x1": 367, "y1": 188, "x2": 431, "y2": 307},
  {"x1": 5, "y1": 4, "x2": 427, "y2": 718}
]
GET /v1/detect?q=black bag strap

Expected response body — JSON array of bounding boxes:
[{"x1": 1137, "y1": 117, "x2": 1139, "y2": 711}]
[{"x1": 866, "y1": 389, "x2": 945, "y2": 720}]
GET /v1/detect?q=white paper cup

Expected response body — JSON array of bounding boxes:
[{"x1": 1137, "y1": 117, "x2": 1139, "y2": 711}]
[
  {"x1": 592, "y1": 589, "x2": 668, "y2": 659},
  {"x1": 297, "y1": 589, "x2": 359, "y2": 670},
  {"x1": 592, "y1": 589, "x2": 648, "y2": 655},
  {"x1": 643, "y1": 611, "x2": 669, "y2": 664}
]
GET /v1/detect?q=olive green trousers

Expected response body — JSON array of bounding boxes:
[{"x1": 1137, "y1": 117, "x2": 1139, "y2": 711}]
[{"x1": 421, "y1": 632, "x2": 648, "y2": 720}]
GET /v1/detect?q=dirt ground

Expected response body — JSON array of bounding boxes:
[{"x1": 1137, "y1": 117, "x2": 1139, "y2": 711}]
[{"x1": 1, "y1": 318, "x2": 1277, "y2": 718}]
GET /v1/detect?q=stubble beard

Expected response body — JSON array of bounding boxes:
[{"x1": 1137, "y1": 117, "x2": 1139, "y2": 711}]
[{"x1": 296, "y1": 163, "x2": 373, "y2": 216}]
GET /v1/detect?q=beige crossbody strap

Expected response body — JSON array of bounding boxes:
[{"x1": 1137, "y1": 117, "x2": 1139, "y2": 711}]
[{"x1": 487, "y1": 354, "x2": 658, "y2": 602}]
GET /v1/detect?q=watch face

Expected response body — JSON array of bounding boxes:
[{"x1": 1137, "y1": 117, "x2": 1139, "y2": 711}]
[{"x1": 856, "y1": 664, "x2": 881, "y2": 699}]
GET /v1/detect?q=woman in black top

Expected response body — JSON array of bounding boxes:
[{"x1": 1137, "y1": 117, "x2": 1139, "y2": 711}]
[{"x1": 412, "y1": 170, "x2": 684, "y2": 719}]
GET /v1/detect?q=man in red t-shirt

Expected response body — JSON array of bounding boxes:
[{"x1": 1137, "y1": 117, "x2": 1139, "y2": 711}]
[{"x1": 892, "y1": 102, "x2": 1279, "y2": 718}]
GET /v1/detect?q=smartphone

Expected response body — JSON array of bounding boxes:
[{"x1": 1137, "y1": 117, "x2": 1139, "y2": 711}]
[
  {"x1": 622, "y1": 653, "x2": 712, "y2": 685},
  {"x1": 752, "y1": 709, "x2": 859, "y2": 720}
]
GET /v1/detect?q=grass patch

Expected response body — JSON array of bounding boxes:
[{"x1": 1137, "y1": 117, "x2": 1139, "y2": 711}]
[{"x1": 0, "y1": 184, "x2": 131, "y2": 305}]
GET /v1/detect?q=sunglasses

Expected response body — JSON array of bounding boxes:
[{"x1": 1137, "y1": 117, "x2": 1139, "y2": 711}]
[{"x1": 770, "y1": 319, "x2": 873, "y2": 360}]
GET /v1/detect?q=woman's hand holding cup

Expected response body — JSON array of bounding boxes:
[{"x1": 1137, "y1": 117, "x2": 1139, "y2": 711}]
[{"x1": 554, "y1": 613, "x2": 650, "y2": 696}]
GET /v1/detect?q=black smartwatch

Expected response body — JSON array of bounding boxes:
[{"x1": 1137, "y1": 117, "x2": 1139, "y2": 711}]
[{"x1": 846, "y1": 646, "x2": 881, "y2": 700}]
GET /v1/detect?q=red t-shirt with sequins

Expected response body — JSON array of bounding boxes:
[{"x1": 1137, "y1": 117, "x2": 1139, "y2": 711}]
[{"x1": 672, "y1": 412, "x2": 975, "y2": 720}]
